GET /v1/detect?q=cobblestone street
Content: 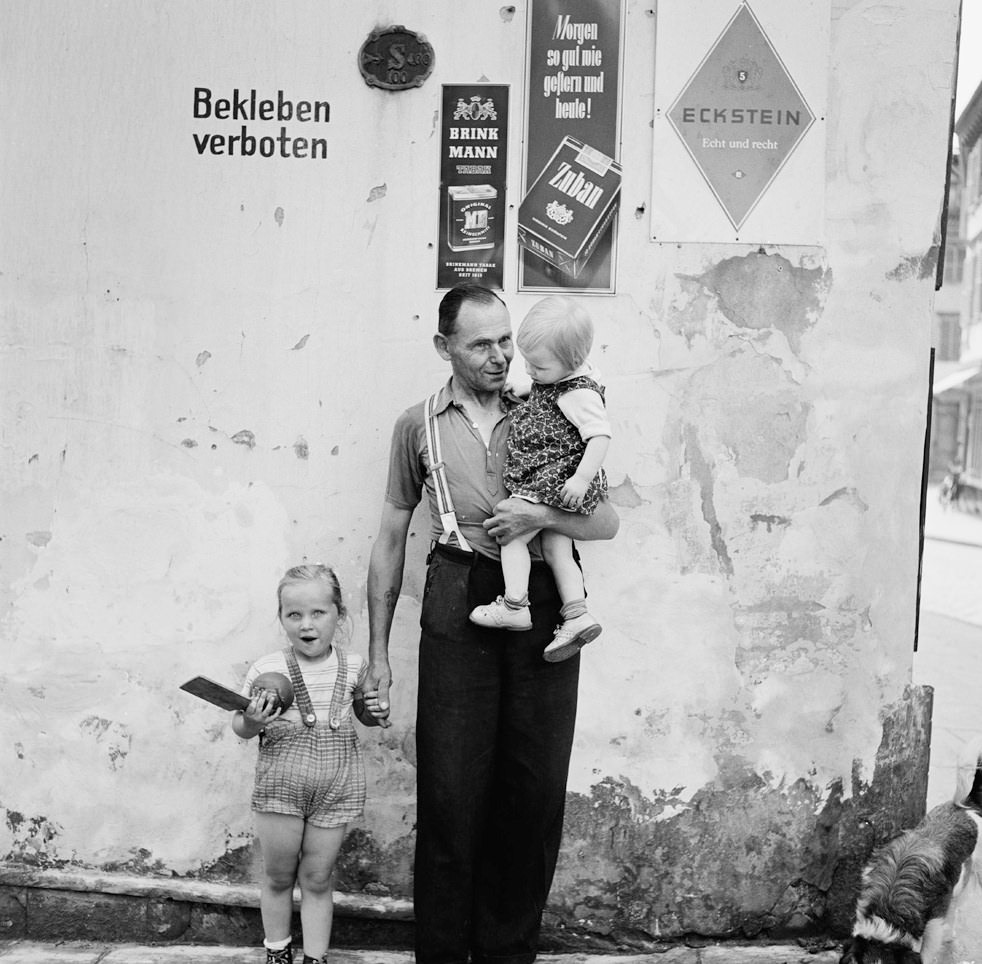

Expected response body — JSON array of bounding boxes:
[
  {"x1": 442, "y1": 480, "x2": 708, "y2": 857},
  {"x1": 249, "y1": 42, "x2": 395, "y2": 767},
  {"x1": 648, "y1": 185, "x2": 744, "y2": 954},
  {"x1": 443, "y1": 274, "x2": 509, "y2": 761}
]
[{"x1": 914, "y1": 489, "x2": 982, "y2": 963}]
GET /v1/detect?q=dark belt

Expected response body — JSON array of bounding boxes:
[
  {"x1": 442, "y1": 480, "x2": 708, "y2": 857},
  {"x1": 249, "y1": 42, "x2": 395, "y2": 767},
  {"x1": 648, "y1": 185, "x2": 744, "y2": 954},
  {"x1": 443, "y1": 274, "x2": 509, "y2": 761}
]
[
  {"x1": 427, "y1": 540, "x2": 556, "y2": 572},
  {"x1": 428, "y1": 540, "x2": 501, "y2": 570}
]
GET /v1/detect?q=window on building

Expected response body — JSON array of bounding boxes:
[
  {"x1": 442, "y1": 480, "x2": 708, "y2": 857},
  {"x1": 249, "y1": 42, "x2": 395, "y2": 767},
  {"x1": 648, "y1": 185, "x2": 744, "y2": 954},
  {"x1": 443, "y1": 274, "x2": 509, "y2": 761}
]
[
  {"x1": 968, "y1": 396, "x2": 982, "y2": 477},
  {"x1": 959, "y1": 142, "x2": 979, "y2": 210},
  {"x1": 972, "y1": 144, "x2": 982, "y2": 207},
  {"x1": 937, "y1": 312, "x2": 962, "y2": 360},
  {"x1": 944, "y1": 240, "x2": 965, "y2": 284}
]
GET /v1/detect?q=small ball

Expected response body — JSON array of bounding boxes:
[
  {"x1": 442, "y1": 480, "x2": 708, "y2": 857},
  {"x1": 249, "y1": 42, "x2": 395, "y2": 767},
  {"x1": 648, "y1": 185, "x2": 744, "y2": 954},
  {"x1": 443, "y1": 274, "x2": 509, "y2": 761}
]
[{"x1": 251, "y1": 671, "x2": 294, "y2": 712}]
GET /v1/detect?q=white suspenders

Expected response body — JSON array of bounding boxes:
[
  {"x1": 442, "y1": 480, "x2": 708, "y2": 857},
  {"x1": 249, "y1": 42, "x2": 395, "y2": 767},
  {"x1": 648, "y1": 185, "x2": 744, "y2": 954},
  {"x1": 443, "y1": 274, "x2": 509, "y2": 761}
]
[{"x1": 424, "y1": 391, "x2": 473, "y2": 553}]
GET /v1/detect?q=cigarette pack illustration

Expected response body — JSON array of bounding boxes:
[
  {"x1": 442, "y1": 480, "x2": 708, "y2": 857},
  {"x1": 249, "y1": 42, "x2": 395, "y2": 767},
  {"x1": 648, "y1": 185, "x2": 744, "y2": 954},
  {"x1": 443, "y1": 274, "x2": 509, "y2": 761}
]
[
  {"x1": 447, "y1": 184, "x2": 498, "y2": 252},
  {"x1": 517, "y1": 136, "x2": 622, "y2": 278}
]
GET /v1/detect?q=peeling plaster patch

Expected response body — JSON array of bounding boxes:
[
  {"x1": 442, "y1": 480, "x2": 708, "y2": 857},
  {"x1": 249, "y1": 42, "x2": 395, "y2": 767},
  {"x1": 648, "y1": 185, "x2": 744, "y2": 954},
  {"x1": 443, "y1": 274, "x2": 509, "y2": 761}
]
[
  {"x1": 291, "y1": 334, "x2": 310, "y2": 350},
  {"x1": 886, "y1": 245, "x2": 938, "y2": 281},
  {"x1": 80, "y1": 716, "x2": 132, "y2": 770},
  {"x1": 819, "y1": 487, "x2": 869, "y2": 511},
  {"x1": 274, "y1": 206, "x2": 285, "y2": 227},
  {"x1": 25, "y1": 531, "x2": 52, "y2": 547},
  {"x1": 733, "y1": 605, "x2": 863, "y2": 700},
  {"x1": 667, "y1": 278, "x2": 717, "y2": 347},
  {"x1": 14, "y1": 743, "x2": 24, "y2": 759},
  {"x1": 499, "y1": 5, "x2": 516, "y2": 21},
  {"x1": 195, "y1": 350, "x2": 211, "y2": 367},
  {"x1": 335, "y1": 827, "x2": 393, "y2": 894},
  {"x1": 634, "y1": 203, "x2": 646, "y2": 219},
  {"x1": 367, "y1": 184, "x2": 387, "y2": 203},
  {"x1": 750, "y1": 513, "x2": 790, "y2": 532},
  {"x1": 664, "y1": 479, "x2": 719, "y2": 574},
  {"x1": 751, "y1": 610, "x2": 819, "y2": 663},
  {"x1": 4, "y1": 814, "x2": 62, "y2": 864},
  {"x1": 103, "y1": 847, "x2": 167, "y2": 875},
  {"x1": 683, "y1": 425, "x2": 733, "y2": 576},
  {"x1": 331, "y1": 445, "x2": 339, "y2": 456},
  {"x1": 293, "y1": 436, "x2": 309, "y2": 460},
  {"x1": 607, "y1": 475, "x2": 645, "y2": 508},
  {"x1": 685, "y1": 251, "x2": 829, "y2": 353},
  {"x1": 556, "y1": 772, "x2": 824, "y2": 940},
  {"x1": 739, "y1": 595, "x2": 826, "y2": 615},
  {"x1": 196, "y1": 841, "x2": 256, "y2": 883},
  {"x1": 682, "y1": 353, "x2": 810, "y2": 483},
  {"x1": 181, "y1": 439, "x2": 198, "y2": 448},
  {"x1": 231, "y1": 430, "x2": 255, "y2": 449}
]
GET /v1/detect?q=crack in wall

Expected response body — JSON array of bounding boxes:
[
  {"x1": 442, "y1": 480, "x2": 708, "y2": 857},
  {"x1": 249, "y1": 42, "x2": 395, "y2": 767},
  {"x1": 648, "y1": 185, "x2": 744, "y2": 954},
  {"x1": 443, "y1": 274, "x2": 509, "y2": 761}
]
[{"x1": 683, "y1": 424, "x2": 733, "y2": 576}]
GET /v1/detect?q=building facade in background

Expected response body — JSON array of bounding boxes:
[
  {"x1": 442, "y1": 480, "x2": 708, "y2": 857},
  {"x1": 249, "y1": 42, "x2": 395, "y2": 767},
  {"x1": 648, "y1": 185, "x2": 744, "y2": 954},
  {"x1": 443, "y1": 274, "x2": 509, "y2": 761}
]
[
  {"x1": 930, "y1": 153, "x2": 964, "y2": 480},
  {"x1": 933, "y1": 79, "x2": 982, "y2": 508}
]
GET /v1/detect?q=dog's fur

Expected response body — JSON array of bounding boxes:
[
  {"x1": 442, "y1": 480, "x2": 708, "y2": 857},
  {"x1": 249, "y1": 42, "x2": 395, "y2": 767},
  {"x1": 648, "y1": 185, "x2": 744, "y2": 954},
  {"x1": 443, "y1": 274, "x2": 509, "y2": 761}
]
[{"x1": 839, "y1": 745, "x2": 982, "y2": 963}]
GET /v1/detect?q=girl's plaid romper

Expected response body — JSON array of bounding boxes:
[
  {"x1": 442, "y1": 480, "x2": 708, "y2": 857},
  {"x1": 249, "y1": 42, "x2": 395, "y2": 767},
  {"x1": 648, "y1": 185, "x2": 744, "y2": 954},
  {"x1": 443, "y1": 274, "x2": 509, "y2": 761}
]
[{"x1": 251, "y1": 648, "x2": 366, "y2": 828}]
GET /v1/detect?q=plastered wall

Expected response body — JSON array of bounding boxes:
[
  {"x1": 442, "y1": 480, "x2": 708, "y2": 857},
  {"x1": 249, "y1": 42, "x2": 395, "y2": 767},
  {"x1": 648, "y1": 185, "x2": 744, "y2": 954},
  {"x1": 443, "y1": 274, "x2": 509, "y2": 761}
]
[{"x1": 0, "y1": 0, "x2": 959, "y2": 944}]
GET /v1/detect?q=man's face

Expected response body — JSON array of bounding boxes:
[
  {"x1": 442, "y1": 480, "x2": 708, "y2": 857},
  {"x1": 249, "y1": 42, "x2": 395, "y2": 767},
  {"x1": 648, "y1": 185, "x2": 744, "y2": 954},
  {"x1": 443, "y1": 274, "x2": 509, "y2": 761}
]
[{"x1": 436, "y1": 298, "x2": 514, "y2": 395}]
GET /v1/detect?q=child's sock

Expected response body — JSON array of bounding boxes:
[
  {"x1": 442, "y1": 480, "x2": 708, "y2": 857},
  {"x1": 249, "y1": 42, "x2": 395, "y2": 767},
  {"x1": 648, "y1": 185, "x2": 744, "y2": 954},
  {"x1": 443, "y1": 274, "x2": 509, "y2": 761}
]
[
  {"x1": 264, "y1": 937, "x2": 294, "y2": 964},
  {"x1": 504, "y1": 593, "x2": 529, "y2": 610},
  {"x1": 560, "y1": 599, "x2": 587, "y2": 620}
]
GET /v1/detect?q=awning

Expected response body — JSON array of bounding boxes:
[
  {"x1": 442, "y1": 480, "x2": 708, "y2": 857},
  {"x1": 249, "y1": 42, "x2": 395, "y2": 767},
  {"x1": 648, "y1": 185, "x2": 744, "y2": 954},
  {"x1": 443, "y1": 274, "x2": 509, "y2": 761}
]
[{"x1": 933, "y1": 363, "x2": 982, "y2": 396}]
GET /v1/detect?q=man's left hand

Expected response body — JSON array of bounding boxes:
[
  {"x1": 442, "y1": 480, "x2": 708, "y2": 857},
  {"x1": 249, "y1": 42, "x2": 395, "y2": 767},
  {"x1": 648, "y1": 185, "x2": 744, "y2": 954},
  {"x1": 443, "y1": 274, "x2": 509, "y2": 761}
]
[{"x1": 484, "y1": 497, "x2": 546, "y2": 544}]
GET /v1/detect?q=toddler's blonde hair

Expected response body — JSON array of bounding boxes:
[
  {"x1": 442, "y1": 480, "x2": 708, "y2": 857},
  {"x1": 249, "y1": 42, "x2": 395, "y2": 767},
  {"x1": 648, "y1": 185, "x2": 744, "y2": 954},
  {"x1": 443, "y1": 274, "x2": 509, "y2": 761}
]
[{"x1": 517, "y1": 296, "x2": 594, "y2": 372}]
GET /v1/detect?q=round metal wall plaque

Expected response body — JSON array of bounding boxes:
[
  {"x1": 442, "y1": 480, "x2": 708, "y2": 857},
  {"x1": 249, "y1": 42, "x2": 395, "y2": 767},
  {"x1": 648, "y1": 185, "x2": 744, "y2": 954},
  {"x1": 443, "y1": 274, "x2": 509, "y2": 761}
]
[{"x1": 359, "y1": 25, "x2": 435, "y2": 91}]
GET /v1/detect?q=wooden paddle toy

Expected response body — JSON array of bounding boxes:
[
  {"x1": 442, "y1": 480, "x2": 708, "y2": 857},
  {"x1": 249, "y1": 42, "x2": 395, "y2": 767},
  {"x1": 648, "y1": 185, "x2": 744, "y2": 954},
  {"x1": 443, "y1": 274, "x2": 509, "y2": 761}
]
[{"x1": 180, "y1": 672, "x2": 294, "y2": 712}]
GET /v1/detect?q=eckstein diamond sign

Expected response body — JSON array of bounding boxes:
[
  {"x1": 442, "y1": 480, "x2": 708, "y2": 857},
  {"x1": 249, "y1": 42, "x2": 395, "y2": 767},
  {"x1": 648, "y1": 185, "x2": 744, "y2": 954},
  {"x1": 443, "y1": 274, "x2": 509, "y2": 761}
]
[
  {"x1": 652, "y1": 0, "x2": 827, "y2": 244},
  {"x1": 668, "y1": 2, "x2": 813, "y2": 229}
]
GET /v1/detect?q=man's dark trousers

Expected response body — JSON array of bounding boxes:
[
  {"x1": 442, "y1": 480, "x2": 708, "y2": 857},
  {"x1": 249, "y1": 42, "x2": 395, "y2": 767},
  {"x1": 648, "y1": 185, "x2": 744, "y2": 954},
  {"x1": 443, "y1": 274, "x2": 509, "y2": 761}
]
[{"x1": 414, "y1": 543, "x2": 580, "y2": 964}]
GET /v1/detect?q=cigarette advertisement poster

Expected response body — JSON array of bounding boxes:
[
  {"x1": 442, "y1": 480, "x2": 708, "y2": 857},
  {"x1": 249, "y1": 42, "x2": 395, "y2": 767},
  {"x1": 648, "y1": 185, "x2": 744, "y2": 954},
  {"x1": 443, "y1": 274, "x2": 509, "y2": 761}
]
[
  {"x1": 651, "y1": 0, "x2": 828, "y2": 244},
  {"x1": 519, "y1": 0, "x2": 624, "y2": 293},
  {"x1": 437, "y1": 84, "x2": 509, "y2": 290}
]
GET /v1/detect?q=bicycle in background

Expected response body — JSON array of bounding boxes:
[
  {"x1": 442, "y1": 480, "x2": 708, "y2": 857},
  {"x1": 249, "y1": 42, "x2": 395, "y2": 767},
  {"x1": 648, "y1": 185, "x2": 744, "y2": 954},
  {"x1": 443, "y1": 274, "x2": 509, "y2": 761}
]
[{"x1": 939, "y1": 462, "x2": 963, "y2": 510}]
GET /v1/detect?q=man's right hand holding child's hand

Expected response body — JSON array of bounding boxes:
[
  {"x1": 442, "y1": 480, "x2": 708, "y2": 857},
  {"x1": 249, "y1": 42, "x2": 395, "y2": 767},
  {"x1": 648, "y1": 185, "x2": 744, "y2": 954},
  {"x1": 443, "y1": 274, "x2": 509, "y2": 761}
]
[
  {"x1": 358, "y1": 687, "x2": 391, "y2": 728},
  {"x1": 360, "y1": 660, "x2": 392, "y2": 729}
]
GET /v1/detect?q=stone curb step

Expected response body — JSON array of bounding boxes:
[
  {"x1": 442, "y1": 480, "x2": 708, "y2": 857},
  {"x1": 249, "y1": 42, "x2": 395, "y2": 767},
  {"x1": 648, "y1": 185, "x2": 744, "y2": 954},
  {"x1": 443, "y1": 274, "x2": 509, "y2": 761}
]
[{"x1": 0, "y1": 940, "x2": 842, "y2": 964}]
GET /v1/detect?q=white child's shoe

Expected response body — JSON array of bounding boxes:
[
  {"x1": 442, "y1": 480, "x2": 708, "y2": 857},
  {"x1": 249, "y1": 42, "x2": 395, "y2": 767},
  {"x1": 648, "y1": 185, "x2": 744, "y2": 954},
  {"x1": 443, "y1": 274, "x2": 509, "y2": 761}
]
[
  {"x1": 543, "y1": 613, "x2": 601, "y2": 662},
  {"x1": 469, "y1": 596, "x2": 533, "y2": 630}
]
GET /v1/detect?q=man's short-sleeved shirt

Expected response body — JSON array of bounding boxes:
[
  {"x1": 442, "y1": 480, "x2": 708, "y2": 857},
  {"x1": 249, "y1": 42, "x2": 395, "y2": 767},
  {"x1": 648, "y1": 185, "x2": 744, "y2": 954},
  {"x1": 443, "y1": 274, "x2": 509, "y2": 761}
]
[{"x1": 384, "y1": 379, "x2": 540, "y2": 560}]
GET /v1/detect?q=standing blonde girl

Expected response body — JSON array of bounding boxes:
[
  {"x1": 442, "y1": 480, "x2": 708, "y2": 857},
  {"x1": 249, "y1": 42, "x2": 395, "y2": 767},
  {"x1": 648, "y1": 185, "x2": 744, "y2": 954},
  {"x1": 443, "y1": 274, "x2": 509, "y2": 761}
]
[
  {"x1": 233, "y1": 564, "x2": 388, "y2": 964},
  {"x1": 469, "y1": 296, "x2": 611, "y2": 661}
]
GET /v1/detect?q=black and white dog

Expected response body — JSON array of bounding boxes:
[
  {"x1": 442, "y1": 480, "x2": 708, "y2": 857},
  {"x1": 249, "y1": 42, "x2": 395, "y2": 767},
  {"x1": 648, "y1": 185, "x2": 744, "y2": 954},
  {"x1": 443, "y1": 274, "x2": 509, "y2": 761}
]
[{"x1": 840, "y1": 745, "x2": 982, "y2": 963}]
